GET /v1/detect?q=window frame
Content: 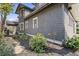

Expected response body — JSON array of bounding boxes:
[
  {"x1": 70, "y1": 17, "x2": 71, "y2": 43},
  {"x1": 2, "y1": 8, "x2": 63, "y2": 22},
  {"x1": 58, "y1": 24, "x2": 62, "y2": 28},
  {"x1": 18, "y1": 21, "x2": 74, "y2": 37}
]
[
  {"x1": 33, "y1": 17, "x2": 38, "y2": 29},
  {"x1": 19, "y1": 22, "x2": 24, "y2": 31},
  {"x1": 69, "y1": 15, "x2": 74, "y2": 26},
  {"x1": 25, "y1": 20, "x2": 28, "y2": 29}
]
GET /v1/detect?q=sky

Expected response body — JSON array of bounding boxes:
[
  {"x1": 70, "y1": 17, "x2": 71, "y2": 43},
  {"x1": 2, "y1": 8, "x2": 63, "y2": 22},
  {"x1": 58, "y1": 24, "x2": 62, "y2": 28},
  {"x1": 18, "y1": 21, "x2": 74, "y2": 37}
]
[{"x1": 6, "y1": 3, "x2": 35, "y2": 22}]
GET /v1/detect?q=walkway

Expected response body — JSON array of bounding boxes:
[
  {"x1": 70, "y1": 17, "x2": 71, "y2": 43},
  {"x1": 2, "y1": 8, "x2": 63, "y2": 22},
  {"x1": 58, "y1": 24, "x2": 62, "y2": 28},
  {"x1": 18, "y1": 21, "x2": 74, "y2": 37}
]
[{"x1": 5, "y1": 37, "x2": 79, "y2": 56}]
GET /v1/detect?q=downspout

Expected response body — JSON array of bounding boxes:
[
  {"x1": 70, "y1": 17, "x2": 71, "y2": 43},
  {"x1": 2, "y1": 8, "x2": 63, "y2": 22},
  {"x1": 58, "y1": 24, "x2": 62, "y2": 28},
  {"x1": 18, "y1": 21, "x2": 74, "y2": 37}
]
[{"x1": 68, "y1": 6, "x2": 76, "y2": 22}]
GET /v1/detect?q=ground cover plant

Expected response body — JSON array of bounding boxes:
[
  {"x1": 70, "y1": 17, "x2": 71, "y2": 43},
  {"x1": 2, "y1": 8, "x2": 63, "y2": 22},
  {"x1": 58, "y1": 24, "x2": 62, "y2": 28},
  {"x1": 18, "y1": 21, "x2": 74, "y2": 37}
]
[
  {"x1": 65, "y1": 36, "x2": 79, "y2": 50},
  {"x1": 30, "y1": 33, "x2": 48, "y2": 53},
  {"x1": 0, "y1": 28, "x2": 14, "y2": 56}
]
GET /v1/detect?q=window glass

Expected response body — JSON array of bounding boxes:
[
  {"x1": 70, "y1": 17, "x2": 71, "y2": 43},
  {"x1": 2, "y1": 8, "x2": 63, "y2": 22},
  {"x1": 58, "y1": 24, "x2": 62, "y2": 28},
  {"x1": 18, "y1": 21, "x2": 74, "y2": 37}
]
[
  {"x1": 33, "y1": 17, "x2": 38, "y2": 29},
  {"x1": 19, "y1": 22, "x2": 24, "y2": 31},
  {"x1": 25, "y1": 21, "x2": 28, "y2": 29}
]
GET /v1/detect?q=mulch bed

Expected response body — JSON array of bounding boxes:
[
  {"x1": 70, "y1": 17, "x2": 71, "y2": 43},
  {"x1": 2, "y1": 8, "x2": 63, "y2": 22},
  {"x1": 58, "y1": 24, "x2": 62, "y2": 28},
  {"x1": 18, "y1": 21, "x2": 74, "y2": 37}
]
[
  {"x1": 5, "y1": 37, "x2": 79, "y2": 56},
  {"x1": 14, "y1": 37, "x2": 75, "y2": 56}
]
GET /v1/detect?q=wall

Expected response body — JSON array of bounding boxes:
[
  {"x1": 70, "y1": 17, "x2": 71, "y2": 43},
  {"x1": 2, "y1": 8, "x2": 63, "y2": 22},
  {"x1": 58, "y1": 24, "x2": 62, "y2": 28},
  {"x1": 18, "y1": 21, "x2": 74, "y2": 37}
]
[
  {"x1": 63, "y1": 4, "x2": 76, "y2": 39},
  {"x1": 24, "y1": 4, "x2": 65, "y2": 42},
  {"x1": 17, "y1": 8, "x2": 32, "y2": 33},
  {"x1": 7, "y1": 26, "x2": 17, "y2": 35}
]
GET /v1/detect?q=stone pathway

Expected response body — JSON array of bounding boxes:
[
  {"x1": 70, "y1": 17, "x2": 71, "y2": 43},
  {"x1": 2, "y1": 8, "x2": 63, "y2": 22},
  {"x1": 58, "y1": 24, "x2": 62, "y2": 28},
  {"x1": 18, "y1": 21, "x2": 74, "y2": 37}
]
[
  {"x1": 5, "y1": 37, "x2": 79, "y2": 56},
  {"x1": 5, "y1": 37, "x2": 26, "y2": 55}
]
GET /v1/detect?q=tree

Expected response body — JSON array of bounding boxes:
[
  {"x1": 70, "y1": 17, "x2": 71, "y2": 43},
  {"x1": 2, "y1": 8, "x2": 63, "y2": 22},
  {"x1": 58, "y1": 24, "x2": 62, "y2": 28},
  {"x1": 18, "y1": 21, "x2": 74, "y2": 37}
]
[{"x1": 0, "y1": 3, "x2": 13, "y2": 33}]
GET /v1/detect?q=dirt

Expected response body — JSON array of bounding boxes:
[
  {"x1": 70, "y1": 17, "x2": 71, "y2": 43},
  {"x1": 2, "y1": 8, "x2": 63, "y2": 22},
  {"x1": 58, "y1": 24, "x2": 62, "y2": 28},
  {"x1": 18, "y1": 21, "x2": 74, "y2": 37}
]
[{"x1": 5, "y1": 37, "x2": 79, "y2": 56}]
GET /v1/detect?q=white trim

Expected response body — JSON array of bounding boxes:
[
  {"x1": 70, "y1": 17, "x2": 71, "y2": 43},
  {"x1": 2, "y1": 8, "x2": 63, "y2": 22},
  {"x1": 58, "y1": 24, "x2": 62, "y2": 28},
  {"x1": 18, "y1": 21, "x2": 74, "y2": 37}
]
[
  {"x1": 47, "y1": 38, "x2": 63, "y2": 45},
  {"x1": 26, "y1": 33, "x2": 34, "y2": 37},
  {"x1": 19, "y1": 22, "x2": 24, "y2": 31},
  {"x1": 19, "y1": 23, "x2": 21, "y2": 31},
  {"x1": 33, "y1": 17, "x2": 38, "y2": 29},
  {"x1": 25, "y1": 20, "x2": 28, "y2": 29},
  {"x1": 26, "y1": 33, "x2": 63, "y2": 45},
  {"x1": 19, "y1": 33, "x2": 24, "y2": 34}
]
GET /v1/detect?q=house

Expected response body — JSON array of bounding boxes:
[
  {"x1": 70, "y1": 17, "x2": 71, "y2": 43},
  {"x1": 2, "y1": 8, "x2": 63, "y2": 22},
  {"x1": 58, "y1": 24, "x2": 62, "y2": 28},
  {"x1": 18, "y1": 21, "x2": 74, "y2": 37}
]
[
  {"x1": 68, "y1": 4, "x2": 79, "y2": 34},
  {"x1": 6, "y1": 21, "x2": 18, "y2": 35},
  {"x1": 15, "y1": 3, "x2": 77, "y2": 44}
]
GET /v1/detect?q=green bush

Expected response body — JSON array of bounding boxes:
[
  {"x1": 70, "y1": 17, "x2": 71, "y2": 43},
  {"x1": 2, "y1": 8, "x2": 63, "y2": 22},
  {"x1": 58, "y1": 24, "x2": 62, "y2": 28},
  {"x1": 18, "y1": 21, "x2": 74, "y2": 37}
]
[
  {"x1": 77, "y1": 29, "x2": 79, "y2": 31},
  {"x1": 0, "y1": 43, "x2": 13, "y2": 56},
  {"x1": 19, "y1": 34, "x2": 27, "y2": 40},
  {"x1": 65, "y1": 36, "x2": 79, "y2": 49},
  {"x1": 0, "y1": 28, "x2": 14, "y2": 56},
  {"x1": 76, "y1": 31, "x2": 79, "y2": 34},
  {"x1": 19, "y1": 33, "x2": 28, "y2": 40},
  {"x1": 0, "y1": 29, "x2": 5, "y2": 45},
  {"x1": 0, "y1": 29, "x2": 4, "y2": 39},
  {"x1": 13, "y1": 33, "x2": 29, "y2": 40},
  {"x1": 30, "y1": 33, "x2": 47, "y2": 53}
]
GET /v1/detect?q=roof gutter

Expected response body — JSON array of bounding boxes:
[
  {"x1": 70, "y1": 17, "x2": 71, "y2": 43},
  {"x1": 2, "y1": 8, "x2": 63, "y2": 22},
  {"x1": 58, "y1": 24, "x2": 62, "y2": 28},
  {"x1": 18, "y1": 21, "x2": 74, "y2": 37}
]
[
  {"x1": 69, "y1": 10, "x2": 77, "y2": 22},
  {"x1": 68, "y1": 4, "x2": 77, "y2": 22}
]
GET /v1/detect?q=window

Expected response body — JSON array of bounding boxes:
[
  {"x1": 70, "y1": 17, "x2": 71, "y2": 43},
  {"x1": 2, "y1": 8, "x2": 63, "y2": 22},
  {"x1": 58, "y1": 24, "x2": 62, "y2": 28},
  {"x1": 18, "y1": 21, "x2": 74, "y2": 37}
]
[
  {"x1": 19, "y1": 22, "x2": 24, "y2": 31},
  {"x1": 21, "y1": 9, "x2": 25, "y2": 17},
  {"x1": 33, "y1": 17, "x2": 38, "y2": 29},
  {"x1": 68, "y1": 11, "x2": 75, "y2": 33},
  {"x1": 69, "y1": 13, "x2": 74, "y2": 26},
  {"x1": 73, "y1": 21, "x2": 75, "y2": 33},
  {"x1": 24, "y1": 10, "x2": 30, "y2": 17},
  {"x1": 76, "y1": 22, "x2": 79, "y2": 34},
  {"x1": 69, "y1": 15, "x2": 74, "y2": 26},
  {"x1": 19, "y1": 9, "x2": 25, "y2": 18},
  {"x1": 25, "y1": 21, "x2": 28, "y2": 29}
]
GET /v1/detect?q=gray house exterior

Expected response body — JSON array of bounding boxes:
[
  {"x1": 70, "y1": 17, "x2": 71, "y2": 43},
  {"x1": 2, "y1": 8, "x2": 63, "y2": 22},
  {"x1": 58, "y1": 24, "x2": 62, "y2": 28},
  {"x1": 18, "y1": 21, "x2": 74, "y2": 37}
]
[{"x1": 16, "y1": 3, "x2": 76, "y2": 44}]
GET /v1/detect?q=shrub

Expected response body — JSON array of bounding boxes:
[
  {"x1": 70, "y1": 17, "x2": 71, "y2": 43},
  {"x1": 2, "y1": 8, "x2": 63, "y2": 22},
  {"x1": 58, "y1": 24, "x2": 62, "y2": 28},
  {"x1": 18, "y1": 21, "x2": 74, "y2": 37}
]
[
  {"x1": 0, "y1": 28, "x2": 4, "y2": 39},
  {"x1": 19, "y1": 33, "x2": 28, "y2": 40},
  {"x1": 0, "y1": 43, "x2": 14, "y2": 56},
  {"x1": 13, "y1": 33, "x2": 29, "y2": 40},
  {"x1": 19, "y1": 34, "x2": 27, "y2": 40},
  {"x1": 30, "y1": 33, "x2": 47, "y2": 53},
  {"x1": 0, "y1": 29, "x2": 4, "y2": 45},
  {"x1": 65, "y1": 36, "x2": 79, "y2": 49},
  {"x1": 0, "y1": 29, "x2": 14, "y2": 56}
]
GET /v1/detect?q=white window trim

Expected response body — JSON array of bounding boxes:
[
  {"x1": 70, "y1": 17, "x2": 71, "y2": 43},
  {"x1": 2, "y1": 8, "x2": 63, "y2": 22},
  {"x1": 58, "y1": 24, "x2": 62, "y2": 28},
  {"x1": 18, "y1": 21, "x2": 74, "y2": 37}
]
[
  {"x1": 19, "y1": 23, "x2": 21, "y2": 31},
  {"x1": 68, "y1": 11, "x2": 74, "y2": 26},
  {"x1": 33, "y1": 17, "x2": 38, "y2": 29},
  {"x1": 25, "y1": 20, "x2": 28, "y2": 29},
  {"x1": 19, "y1": 22, "x2": 24, "y2": 31}
]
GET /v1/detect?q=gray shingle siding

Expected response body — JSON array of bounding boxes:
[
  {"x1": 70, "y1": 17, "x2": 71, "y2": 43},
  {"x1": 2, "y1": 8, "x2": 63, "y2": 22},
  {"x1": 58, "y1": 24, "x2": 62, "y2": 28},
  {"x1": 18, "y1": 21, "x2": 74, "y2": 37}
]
[
  {"x1": 24, "y1": 4, "x2": 65, "y2": 42},
  {"x1": 17, "y1": 3, "x2": 76, "y2": 43}
]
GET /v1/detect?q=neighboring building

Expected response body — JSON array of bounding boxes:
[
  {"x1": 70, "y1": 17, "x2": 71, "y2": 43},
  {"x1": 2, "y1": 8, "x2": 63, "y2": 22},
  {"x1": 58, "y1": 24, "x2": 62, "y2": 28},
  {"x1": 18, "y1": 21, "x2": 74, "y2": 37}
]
[
  {"x1": 69, "y1": 4, "x2": 79, "y2": 34},
  {"x1": 15, "y1": 4, "x2": 34, "y2": 33},
  {"x1": 15, "y1": 3, "x2": 77, "y2": 44},
  {"x1": 6, "y1": 21, "x2": 18, "y2": 35}
]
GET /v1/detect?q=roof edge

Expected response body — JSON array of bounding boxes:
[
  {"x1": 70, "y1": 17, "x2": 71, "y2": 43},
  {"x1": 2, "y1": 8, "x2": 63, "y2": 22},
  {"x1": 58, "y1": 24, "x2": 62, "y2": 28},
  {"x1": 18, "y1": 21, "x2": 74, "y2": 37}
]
[
  {"x1": 15, "y1": 3, "x2": 34, "y2": 14},
  {"x1": 24, "y1": 3, "x2": 52, "y2": 20}
]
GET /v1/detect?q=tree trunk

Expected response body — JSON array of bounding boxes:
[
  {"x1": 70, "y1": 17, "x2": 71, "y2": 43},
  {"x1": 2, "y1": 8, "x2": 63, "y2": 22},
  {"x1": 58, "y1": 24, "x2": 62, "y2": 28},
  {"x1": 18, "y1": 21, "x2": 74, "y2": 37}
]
[
  {"x1": 1, "y1": 23, "x2": 4, "y2": 33},
  {"x1": 1, "y1": 14, "x2": 6, "y2": 34}
]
